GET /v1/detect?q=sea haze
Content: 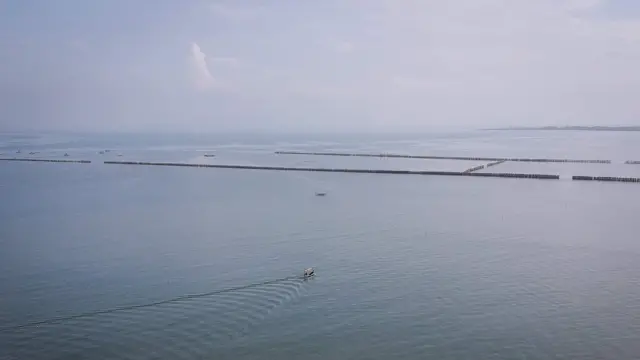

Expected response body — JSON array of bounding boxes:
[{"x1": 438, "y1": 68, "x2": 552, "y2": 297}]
[{"x1": 1, "y1": 130, "x2": 640, "y2": 359}]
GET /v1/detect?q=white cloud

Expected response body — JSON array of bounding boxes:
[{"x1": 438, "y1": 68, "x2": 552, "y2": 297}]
[
  {"x1": 179, "y1": 1, "x2": 640, "y2": 127},
  {"x1": 6, "y1": 0, "x2": 640, "y2": 131},
  {"x1": 188, "y1": 42, "x2": 214, "y2": 90}
]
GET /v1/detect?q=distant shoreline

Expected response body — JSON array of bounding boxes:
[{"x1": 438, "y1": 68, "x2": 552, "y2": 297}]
[{"x1": 486, "y1": 126, "x2": 640, "y2": 132}]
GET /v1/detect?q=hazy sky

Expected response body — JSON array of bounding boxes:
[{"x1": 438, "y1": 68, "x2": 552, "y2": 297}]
[{"x1": 1, "y1": 0, "x2": 639, "y2": 132}]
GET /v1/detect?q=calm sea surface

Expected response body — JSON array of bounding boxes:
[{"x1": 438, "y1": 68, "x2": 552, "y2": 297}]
[{"x1": 1, "y1": 130, "x2": 640, "y2": 359}]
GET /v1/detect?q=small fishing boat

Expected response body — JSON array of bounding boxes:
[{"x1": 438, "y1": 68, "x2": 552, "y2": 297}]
[
  {"x1": 304, "y1": 268, "x2": 315, "y2": 277},
  {"x1": 64, "y1": 153, "x2": 69, "y2": 157},
  {"x1": 315, "y1": 192, "x2": 327, "y2": 197},
  {"x1": 204, "y1": 154, "x2": 215, "y2": 157}
]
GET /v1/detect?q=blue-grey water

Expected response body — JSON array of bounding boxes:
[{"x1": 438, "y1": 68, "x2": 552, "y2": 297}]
[{"x1": 2, "y1": 130, "x2": 640, "y2": 359}]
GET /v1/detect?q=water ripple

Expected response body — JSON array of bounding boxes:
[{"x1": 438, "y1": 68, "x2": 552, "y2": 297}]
[{"x1": 1, "y1": 277, "x2": 310, "y2": 359}]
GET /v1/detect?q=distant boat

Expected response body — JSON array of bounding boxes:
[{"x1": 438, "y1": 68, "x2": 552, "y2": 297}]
[
  {"x1": 304, "y1": 267, "x2": 315, "y2": 277},
  {"x1": 105, "y1": 150, "x2": 111, "y2": 153},
  {"x1": 64, "y1": 153, "x2": 69, "y2": 157},
  {"x1": 204, "y1": 154, "x2": 215, "y2": 157},
  {"x1": 16, "y1": 150, "x2": 21, "y2": 154},
  {"x1": 117, "y1": 154, "x2": 123, "y2": 157},
  {"x1": 315, "y1": 192, "x2": 327, "y2": 197},
  {"x1": 99, "y1": 151, "x2": 105, "y2": 155}
]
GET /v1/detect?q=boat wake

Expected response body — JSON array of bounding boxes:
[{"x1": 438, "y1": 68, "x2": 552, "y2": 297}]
[{"x1": 1, "y1": 273, "x2": 314, "y2": 359}]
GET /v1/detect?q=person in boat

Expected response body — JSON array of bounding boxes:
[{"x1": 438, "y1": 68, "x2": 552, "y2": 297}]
[{"x1": 304, "y1": 267, "x2": 315, "y2": 277}]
